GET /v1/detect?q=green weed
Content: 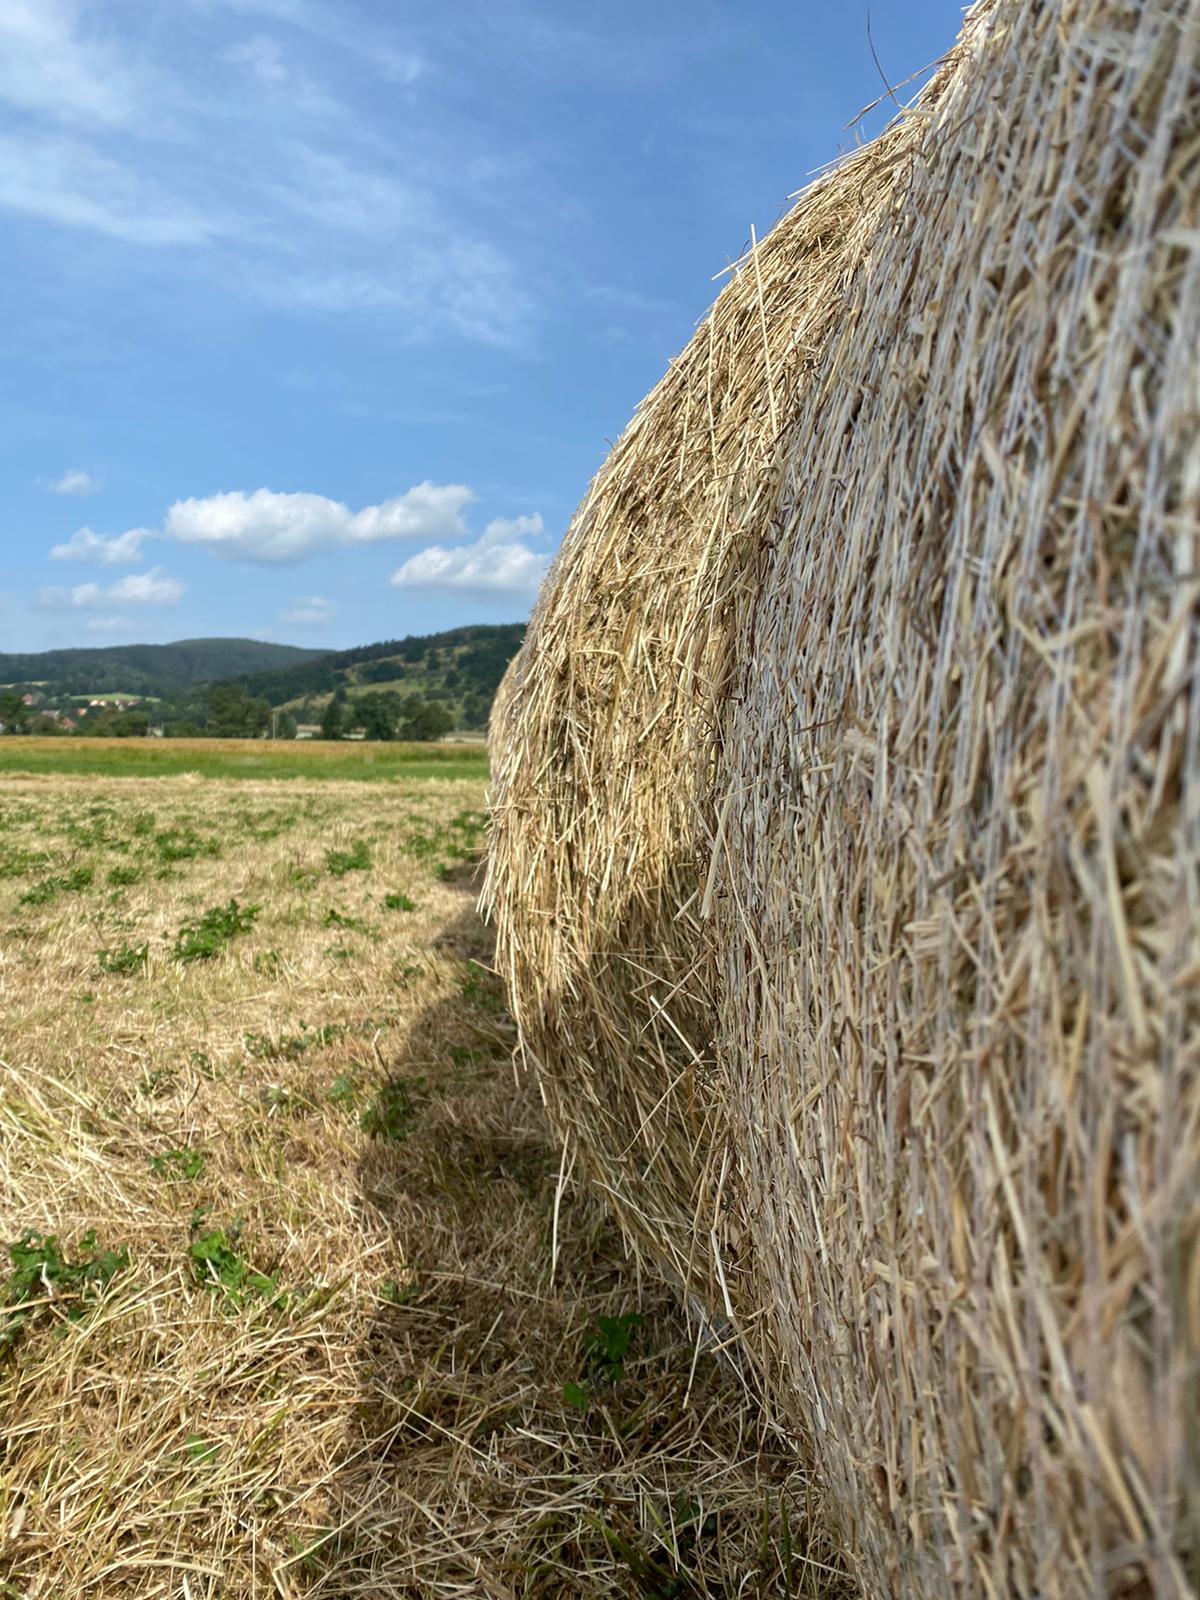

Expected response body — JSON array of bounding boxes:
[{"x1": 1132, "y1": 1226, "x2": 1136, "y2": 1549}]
[
  {"x1": 321, "y1": 907, "x2": 371, "y2": 934},
  {"x1": 383, "y1": 891, "x2": 415, "y2": 912},
  {"x1": 18, "y1": 866, "x2": 93, "y2": 906},
  {"x1": 172, "y1": 899, "x2": 259, "y2": 963},
  {"x1": 97, "y1": 941, "x2": 149, "y2": 976},
  {"x1": 187, "y1": 1216, "x2": 280, "y2": 1311},
  {"x1": 563, "y1": 1311, "x2": 643, "y2": 1412},
  {"x1": 324, "y1": 840, "x2": 371, "y2": 877},
  {"x1": 360, "y1": 1076, "x2": 426, "y2": 1142},
  {"x1": 150, "y1": 829, "x2": 222, "y2": 864},
  {"x1": 328, "y1": 1074, "x2": 357, "y2": 1107},
  {"x1": 0, "y1": 848, "x2": 50, "y2": 880},
  {"x1": 2, "y1": 1229, "x2": 129, "y2": 1351},
  {"x1": 244, "y1": 1020, "x2": 344, "y2": 1061},
  {"x1": 149, "y1": 1147, "x2": 205, "y2": 1182},
  {"x1": 461, "y1": 959, "x2": 501, "y2": 1009},
  {"x1": 184, "y1": 1434, "x2": 220, "y2": 1465},
  {"x1": 137, "y1": 1068, "x2": 176, "y2": 1098}
]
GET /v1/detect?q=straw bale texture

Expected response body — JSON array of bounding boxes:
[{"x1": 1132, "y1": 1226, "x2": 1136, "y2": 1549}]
[
  {"x1": 488, "y1": 0, "x2": 1200, "y2": 1594},
  {"x1": 488, "y1": 654, "x2": 522, "y2": 756},
  {"x1": 485, "y1": 58, "x2": 945, "y2": 1299}
]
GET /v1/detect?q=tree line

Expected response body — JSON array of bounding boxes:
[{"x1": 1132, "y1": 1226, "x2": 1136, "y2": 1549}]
[{"x1": 0, "y1": 684, "x2": 458, "y2": 742}]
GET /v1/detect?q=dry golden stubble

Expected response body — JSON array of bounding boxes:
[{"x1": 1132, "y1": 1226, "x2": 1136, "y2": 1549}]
[{"x1": 0, "y1": 774, "x2": 840, "y2": 1598}]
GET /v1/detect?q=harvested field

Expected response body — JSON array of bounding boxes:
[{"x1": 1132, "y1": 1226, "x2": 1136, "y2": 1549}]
[{"x1": 0, "y1": 773, "x2": 841, "y2": 1598}]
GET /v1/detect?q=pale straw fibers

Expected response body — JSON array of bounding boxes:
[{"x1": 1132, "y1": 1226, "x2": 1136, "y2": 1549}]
[{"x1": 487, "y1": 2, "x2": 1200, "y2": 1594}]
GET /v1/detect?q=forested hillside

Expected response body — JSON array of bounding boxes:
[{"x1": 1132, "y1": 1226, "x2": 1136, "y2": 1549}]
[
  {"x1": 0, "y1": 638, "x2": 322, "y2": 697},
  {"x1": 222, "y1": 623, "x2": 525, "y2": 731},
  {"x1": 0, "y1": 625, "x2": 525, "y2": 738}
]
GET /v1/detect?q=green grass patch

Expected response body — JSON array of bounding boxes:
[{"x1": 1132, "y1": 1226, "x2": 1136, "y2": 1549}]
[{"x1": 0, "y1": 737, "x2": 488, "y2": 782}]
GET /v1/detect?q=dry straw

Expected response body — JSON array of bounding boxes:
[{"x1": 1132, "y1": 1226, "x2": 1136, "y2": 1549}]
[{"x1": 487, "y1": 0, "x2": 1200, "y2": 1594}]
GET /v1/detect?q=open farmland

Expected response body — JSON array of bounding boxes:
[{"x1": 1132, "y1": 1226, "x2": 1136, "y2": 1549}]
[
  {"x1": 0, "y1": 769, "x2": 836, "y2": 1598},
  {"x1": 0, "y1": 737, "x2": 488, "y2": 783}
]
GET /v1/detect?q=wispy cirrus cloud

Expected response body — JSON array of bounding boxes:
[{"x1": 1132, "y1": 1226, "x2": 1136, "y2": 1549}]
[
  {"x1": 250, "y1": 149, "x2": 534, "y2": 345},
  {"x1": 37, "y1": 567, "x2": 184, "y2": 610},
  {"x1": 196, "y1": 0, "x2": 426, "y2": 83},
  {"x1": 0, "y1": 0, "x2": 154, "y2": 129},
  {"x1": 50, "y1": 527, "x2": 147, "y2": 565},
  {"x1": 225, "y1": 35, "x2": 337, "y2": 115},
  {"x1": 280, "y1": 594, "x2": 335, "y2": 625},
  {"x1": 0, "y1": 1, "x2": 529, "y2": 347},
  {"x1": 390, "y1": 512, "x2": 549, "y2": 597},
  {"x1": 0, "y1": 133, "x2": 225, "y2": 246}
]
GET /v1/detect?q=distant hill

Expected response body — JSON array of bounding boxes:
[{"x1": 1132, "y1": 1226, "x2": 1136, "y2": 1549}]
[
  {"x1": 222, "y1": 623, "x2": 525, "y2": 731},
  {"x1": 0, "y1": 638, "x2": 324, "y2": 698}
]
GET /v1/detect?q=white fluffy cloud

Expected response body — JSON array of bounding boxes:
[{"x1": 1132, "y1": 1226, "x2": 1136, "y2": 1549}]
[
  {"x1": 37, "y1": 567, "x2": 184, "y2": 609},
  {"x1": 47, "y1": 468, "x2": 101, "y2": 497},
  {"x1": 390, "y1": 513, "x2": 549, "y2": 596},
  {"x1": 164, "y1": 482, "x2": 474, "y2": 563},
  {"x1": 85, "y1": 614, "x2": 130, "y2": 633},
  {"x1": 50, "y1": 526, "x2": 147, "y2": 564},
  {"x1": 281, "y1": 594, "x2": 335, "y2": 625}
]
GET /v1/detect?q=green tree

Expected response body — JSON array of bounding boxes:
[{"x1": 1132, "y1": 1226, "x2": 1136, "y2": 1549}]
[
  {"x1": 0, "y1": 692, "x2": 29, "y2": 733},
  {"x1": 320, "y1": 698, "x2": 344, "y2": 741},
  {"x1": 275, "y1": 712, "x2": 298, "y2": 740},
  {"x1": 357, "y1": 692, "x2": 397, "y2": 742},
  {"x1": 206, "y1": 684, "x2": 270, "y2": 738},
  {"x1": 244, "y1": 697, "x2": 271, "y2": 738},
  {"x1": 400, "y1": 699, "x2": 455, "y2": 742},
  {"x1": 206, "y1": 683, "x2": 248, "y2": 736}
]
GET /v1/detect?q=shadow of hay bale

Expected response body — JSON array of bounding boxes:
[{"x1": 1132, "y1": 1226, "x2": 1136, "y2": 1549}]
[{"x1": 289, "y1": 879, "x2": 849, "y2": 1598}]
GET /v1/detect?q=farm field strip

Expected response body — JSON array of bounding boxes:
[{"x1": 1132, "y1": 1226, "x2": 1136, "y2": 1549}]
[
  {"x1": 0, "y1": 773, "x2": 827, "y2": 1598},
  {"x1": 0, "y1": 737, "x2": 489, "y2": 783}
]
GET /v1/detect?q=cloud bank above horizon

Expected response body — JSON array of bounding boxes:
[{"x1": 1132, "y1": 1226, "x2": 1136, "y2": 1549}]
[{"x1": 36, "y1": 482, "x2": 551, "y2": 621}]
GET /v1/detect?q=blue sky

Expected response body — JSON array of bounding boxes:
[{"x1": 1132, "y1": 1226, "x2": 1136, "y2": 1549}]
[{"x1": 1, "y1": 0, "x2": 964, "y2": 654}]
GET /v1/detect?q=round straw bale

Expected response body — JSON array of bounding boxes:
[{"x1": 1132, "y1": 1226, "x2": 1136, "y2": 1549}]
[
  {"x1": 484, "y1": 82, "x2": 947, "y2": 1296},
  {"x1": 488, "y1": 0, "x2": 1200, "y2": 1592},
  {"x1": 487, "y1": 655, "x2": 521, "y2": 761},
  {"x1": 710, "y1": 1, "x2": 1200, "y2": 1592}
]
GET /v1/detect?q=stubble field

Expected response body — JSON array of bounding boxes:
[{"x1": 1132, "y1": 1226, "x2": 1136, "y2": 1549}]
[{"x1": 0, "y1": 769, "x2": 837, "y2": 1599}]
